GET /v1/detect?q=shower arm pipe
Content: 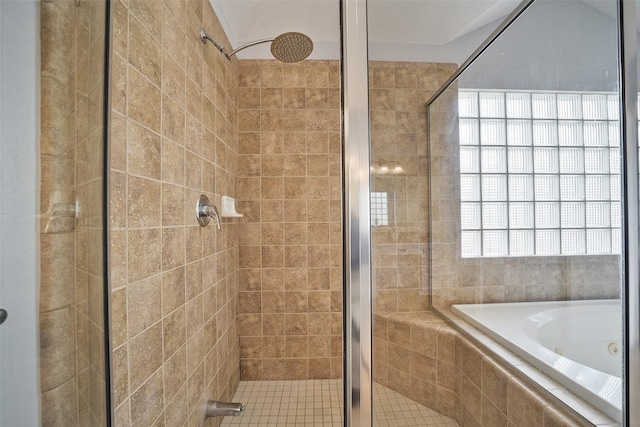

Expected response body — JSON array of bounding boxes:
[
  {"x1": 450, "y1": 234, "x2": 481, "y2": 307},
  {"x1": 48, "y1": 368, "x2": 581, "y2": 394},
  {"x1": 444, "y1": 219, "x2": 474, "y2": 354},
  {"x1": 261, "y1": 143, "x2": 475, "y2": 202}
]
[
  {"x1": 200, "y1": 28, "x2": 274, "y2": 61},
  {"x1": 227, "y1": 38, "x2": 275, "y2": 58}
]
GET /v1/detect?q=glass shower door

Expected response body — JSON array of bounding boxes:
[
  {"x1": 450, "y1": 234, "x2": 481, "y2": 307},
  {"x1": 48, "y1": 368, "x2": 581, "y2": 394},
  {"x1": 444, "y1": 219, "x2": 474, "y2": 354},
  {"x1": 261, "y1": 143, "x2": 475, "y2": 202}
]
[
  {"x1": 39, "y1": 0, "x2": 111, "y2": 424},
  {"x1": 0, "y1": 0, "x2": 111, "y2": 424}
]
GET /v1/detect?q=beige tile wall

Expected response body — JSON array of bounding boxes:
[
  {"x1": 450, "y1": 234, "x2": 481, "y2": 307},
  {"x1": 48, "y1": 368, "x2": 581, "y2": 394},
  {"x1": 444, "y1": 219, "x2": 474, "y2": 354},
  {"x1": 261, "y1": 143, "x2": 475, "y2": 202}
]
[
  {"x1": 428, "y1": 83, "x2": 621, "y2": 309},
  {"x1": 236, "y1": 60, "x2": 343, "y2": 381},
  {"x1": 109, "y1": 0, "x2": 240, "y2": 425},
  {"x1": 369, "y1": 61, "x2": 457, "y2": 314},
  {"x1": 40, "y1": 0, "x2": 108, "y2": 425}
]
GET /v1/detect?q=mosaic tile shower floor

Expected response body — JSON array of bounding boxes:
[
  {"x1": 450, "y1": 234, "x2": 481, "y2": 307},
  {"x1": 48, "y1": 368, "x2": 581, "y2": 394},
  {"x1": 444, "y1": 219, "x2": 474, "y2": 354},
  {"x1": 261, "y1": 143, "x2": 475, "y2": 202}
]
[{"x1": 221, "y1": 380, "x2": 458, "y2": 427}]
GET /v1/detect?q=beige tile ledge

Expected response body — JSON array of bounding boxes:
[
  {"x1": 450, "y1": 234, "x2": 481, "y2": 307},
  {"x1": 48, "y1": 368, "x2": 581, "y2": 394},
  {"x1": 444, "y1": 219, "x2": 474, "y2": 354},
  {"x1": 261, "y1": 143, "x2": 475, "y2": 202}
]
[{"x1": 373, "y1": 309, "x2": 619, "y2": 427}]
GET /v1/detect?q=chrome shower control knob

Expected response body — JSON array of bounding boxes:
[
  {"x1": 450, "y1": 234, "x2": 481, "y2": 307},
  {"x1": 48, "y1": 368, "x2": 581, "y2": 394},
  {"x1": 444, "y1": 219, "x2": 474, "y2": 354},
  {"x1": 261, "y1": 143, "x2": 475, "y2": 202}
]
[{"x1": 196, "y1": 195, "x2": 222, "y2": 230}]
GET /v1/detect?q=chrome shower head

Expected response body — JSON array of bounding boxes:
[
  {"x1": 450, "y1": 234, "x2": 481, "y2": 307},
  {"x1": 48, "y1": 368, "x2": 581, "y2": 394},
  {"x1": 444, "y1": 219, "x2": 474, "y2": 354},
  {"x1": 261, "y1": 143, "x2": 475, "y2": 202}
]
[
  {"x1": 201, "y1": 28, "x2": 313, "y2": 63},
  {"x1": 270, "y1": 32, "x2": 313, "y2": 63}
]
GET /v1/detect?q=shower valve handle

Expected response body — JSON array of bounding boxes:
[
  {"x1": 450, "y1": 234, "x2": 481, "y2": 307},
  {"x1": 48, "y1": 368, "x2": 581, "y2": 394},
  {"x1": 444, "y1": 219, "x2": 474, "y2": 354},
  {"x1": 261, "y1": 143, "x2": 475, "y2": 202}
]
[{"x1": 196, "y1": 195, "x2": 221, "y2": 230}]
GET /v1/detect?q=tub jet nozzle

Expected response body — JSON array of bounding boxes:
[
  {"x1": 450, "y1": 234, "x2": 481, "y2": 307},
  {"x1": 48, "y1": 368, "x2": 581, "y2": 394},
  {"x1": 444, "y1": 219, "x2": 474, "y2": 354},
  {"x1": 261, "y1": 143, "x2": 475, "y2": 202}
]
[{"x1": 204, "y1": 400, "x2": 245, "y2": 418}]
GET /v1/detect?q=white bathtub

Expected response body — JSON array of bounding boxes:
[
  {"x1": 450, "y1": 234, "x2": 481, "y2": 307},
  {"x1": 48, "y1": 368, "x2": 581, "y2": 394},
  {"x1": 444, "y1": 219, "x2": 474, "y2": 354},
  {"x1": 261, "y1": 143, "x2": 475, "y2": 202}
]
[{"x1": 451, "y1": 299, "x2": 622, "y2": 421}]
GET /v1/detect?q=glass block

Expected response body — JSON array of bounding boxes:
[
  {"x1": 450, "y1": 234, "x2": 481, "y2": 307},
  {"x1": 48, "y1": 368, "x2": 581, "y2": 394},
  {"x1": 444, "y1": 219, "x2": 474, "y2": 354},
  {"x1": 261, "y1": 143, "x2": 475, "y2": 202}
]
[
  {"x1": 610, "y1": 175, "x2": 620, "y2": 201},
  {"x1": 532, "y1": 93, "x2": 557, "y2": 119},
  {"x1": 611, "y1": 202, "x2": 621, "y2": 228},
  {"x1": 509, "y1": 202, "x2": 534, "y2": 229},
  {"x1": 585, "y1": 175, "x2": 610, "y2": 200},
  {"x1": 482, "y1": 202, "x2": 508, "y2": 229},
  {"x1": 459, "y1": 119, "x2": 479, "y2": 145},
  {"x1": 608, "y1": 122, "x2": 620, "y2": 147},
  {"x1": 536, "y1": 230, "x2": 560, "y2": 255},
  {"x1": 533, "y1": 148, "x2": 559, "y2": 173},
  {"x1": 506, "y1": 120, "x2": 532, "y2": 145},
  {"x1": 557, "y1": 94, "x2": 582, "y2": 119},
  {"x1": 587, "y1": 229, "x2": 611, "y2": 254},
  {"x1": 585, "y1": 148, "x2": 610, "y2": 173},
  {"x1": 561, "y1": 202, "x2": 585, "y2": 228},
  {"x1": 583, "y1": 94, "x2": 607, "y2": 120},
  {"x1": 480, "y1": 119, "x2": 506, "y2": 145},
  {"x1": 607, "y1": 95, "x2": 619, "y2": 120},
  {"x1": 509, "y1": 230, "x2": 534, "y2": 256},
  {"x1": 483, "y1": 230, "x2": 508, "y2": 257},
  {"x1": 460, "y1": 175, "x2": 480, "y2": 201},
  {"x1": 586, "y1": 202, "x2": 611, "y2": 227},
  {"x1": 610, "y1": 148, "x2": 620, "y2": 173},
  {"x1": 535, "y1": 202, "x2": 560, "y2": 228},
  {"x1": 534, "y1": 175, "x2": 559, "y2": 201},
  {"x1": 509, "y1": 175, "x2": 534, "y2": 201},
  {"x1": 479, "y1": 92, "x2": 505, "y2": 118},
  {"x1": 560, "y1": 175, "x2": 585, "y2": 201},
  {"x1": 481, "y1": 147, "x2": 506, "y2": 173},
  {"x1": 508, "y1": 147, "x2": 533, "y2": 173},
  {"x1": 558, "y1": 121, "x2": 583, "y2": 146},
  {"x1": 482, "y1": 175, "x2": 507, "y2": 201},
  {"x1": 532, "y1": 121, "x2": 558, "y2": 146},
  {"x1": 460, "y1": 146, "x2": 480, "y2": 173},
  {"x1": 559, "y1": 148, "x2": 584, "y2": 174},
  {"x1": 562, "y1": 230, "x2": 586, "y2": 254},
  {"x1": 612, "y1": 229, "x2": 621, "y2": 254},
  {"x1": 461, "y1": 231, "x2": 482, "y2": 257},
  {"x1": 506, "y1": 93, "x2": 532, "y2": 118},
  {"x1": 458, "y1": 91, "x2": 478, "y2": 118},
  {"x1": 461, "y1": 203, "x2": 481, "y2": 229},
  {"x1": 583, "y1": 122, "x2": 607, "y2": 146}
]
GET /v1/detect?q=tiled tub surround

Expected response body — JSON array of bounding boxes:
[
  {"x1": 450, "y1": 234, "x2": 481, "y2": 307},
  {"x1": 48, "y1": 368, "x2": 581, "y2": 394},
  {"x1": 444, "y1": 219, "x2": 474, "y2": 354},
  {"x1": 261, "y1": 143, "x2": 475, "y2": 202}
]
[
  {"x1": 40, "y1": 0, "x2": 108, "y2": 424},
  {"x1": 451, "y1": 300, "x2": 622, "y2": 420},
  {"x1": 373, "y1": 311, "x2": 619, "y2": 427},
  {"x1": 109, "y1": 0, "x2": 240, "y2": 425},
  {"x1": 236, "y1": 60, "x2": 343, "y2": 381}
]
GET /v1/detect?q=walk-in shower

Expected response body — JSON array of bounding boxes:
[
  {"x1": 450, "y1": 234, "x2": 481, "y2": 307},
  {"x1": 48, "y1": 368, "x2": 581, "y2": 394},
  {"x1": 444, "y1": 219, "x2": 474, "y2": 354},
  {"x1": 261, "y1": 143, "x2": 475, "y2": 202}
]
[{"x1": 4, "y1": 0, "x2": 640, "y2": 425}]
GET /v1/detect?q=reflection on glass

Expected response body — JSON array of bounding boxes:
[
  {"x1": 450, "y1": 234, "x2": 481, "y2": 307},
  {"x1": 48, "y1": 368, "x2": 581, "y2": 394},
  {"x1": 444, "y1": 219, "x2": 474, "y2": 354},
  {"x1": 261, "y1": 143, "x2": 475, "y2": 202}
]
[
  {"x1": 428, "y1": 0, "x2": 624, "y2": 424},
  {"x1": 39, "y1": 0, "x2": 108, "y2": 424}
]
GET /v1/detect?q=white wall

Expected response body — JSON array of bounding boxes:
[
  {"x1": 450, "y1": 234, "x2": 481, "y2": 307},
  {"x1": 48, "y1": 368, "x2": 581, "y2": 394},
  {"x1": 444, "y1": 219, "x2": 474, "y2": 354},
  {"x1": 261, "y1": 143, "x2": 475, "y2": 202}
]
[
  {"x1": 459, "y1": 0, "x2": 620, "y2": 92},
  {"x1": 368, "y1": 23, "x2": 498, "y2": 65},
  {"x1": 0, "y1": 1, "x2": 41, "y2": 425}
]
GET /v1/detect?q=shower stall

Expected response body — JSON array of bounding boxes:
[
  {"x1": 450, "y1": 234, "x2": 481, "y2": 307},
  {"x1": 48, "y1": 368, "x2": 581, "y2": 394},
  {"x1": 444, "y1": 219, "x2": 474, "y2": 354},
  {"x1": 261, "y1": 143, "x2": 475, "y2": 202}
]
[{"x1": 1, "y1": 0, "x2": 639, "y2": 425}]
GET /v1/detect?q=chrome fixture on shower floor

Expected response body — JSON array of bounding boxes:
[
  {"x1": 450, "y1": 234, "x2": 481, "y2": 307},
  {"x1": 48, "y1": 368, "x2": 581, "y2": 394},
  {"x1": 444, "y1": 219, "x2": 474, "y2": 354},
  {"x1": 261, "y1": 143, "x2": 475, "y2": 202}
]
[
  {"x1": 200, "y1": 27, "x2": 313, "y2": 63},
  {"x1": 204, "y1": 400, "x2": 245, "y2": 418}
]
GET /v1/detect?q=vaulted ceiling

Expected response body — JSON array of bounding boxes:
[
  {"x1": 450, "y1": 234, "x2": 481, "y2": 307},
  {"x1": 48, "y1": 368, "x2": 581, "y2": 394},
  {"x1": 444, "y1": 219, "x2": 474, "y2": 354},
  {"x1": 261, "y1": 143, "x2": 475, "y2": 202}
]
[{"x1": 208, "y1": 0, "x2": 523, "y2": 64}]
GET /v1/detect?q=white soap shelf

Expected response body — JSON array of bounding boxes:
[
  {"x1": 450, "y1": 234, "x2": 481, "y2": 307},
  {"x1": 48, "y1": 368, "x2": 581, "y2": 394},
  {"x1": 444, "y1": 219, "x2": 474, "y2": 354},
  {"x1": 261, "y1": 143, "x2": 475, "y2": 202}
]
[{"x1": 220, "y1": 196, "x2": 243, "y2": 218}]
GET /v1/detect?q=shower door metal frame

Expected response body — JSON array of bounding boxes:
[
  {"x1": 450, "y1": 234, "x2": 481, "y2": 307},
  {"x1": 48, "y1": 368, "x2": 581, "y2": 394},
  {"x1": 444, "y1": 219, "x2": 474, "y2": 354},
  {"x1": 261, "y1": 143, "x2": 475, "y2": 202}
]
[
  {"x1": 620, "y1": 0, "x2": 639, "y2": 425},
  {"x1": 341, "y1": 0, "x2": 373, "y2": 425}
]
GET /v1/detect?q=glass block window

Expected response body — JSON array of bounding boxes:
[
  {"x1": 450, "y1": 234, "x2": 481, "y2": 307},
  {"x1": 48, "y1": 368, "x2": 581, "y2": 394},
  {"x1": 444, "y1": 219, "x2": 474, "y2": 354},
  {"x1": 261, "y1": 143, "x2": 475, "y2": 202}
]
[
  {"x1": 458, "y1": 90, "x2": 623, "y2": 257},
  {"x1": 371, "y1": 192, "x2": 389, "y2": 226}
]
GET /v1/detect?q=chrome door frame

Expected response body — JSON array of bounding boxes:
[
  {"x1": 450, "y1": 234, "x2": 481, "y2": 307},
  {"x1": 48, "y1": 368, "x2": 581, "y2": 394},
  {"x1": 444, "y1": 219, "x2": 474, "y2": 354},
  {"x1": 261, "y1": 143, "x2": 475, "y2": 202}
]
[
  {"x1": 341, "y1": 0, "x2": 373, "y2": 425},
  {"x1": 620, "y1": 0, "x2": 639, "y2": 425}
]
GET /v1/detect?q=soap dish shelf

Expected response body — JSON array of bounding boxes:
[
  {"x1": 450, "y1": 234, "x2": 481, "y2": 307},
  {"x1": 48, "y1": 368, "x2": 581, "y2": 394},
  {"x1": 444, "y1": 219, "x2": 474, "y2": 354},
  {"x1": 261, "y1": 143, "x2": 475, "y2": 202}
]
[{"x1": 220, "y1": 196, "x2": 243, "y2": 218}]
